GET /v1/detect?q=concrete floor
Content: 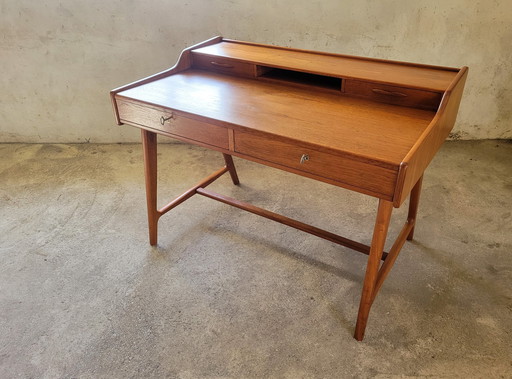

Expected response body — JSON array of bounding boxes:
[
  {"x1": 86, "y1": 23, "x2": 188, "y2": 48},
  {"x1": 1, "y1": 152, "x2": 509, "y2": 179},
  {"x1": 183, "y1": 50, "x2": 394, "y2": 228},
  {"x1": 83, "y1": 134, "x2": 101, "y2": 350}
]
[{"x1": 0, "y1": 140, "x2": 511, "y2": 378}]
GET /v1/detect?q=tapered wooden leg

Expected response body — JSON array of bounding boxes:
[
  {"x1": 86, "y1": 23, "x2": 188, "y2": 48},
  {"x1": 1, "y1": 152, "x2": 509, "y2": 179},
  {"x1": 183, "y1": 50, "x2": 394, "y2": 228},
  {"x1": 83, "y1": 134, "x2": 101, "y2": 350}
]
[
  {"x1": 406, "y1": 175, "x2": 423, "y2": 241},
  {"x1": 222, "y1": 153, "x2": 240, "y2": 185},
  {"x1": 141, "y1": 130, "x2": 159, "y2": 245},
  {"x1": 354, "y1": 199, "x2": 393, "y2": 341}
]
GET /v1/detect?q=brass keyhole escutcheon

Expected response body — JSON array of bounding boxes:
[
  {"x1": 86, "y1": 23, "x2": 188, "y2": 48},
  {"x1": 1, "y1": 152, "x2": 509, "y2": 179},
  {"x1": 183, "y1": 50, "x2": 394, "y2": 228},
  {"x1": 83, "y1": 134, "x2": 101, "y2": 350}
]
[
  {"x1": 160, "y1": 113, "x2": 175, "y2": 125},
  {"x1": 300, "y1": 154, "x2": 309, "y2": 164}
]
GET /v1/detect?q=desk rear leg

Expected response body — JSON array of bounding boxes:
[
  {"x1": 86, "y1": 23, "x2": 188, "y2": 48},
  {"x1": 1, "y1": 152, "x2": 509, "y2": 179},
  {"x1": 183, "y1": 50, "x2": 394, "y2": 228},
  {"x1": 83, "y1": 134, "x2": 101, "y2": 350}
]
[
  {"x1": 141, "y1": 130, "x2": 159, "y2": 245},
  {"x1": 407, "y1": 175, "x2": 423, "y2": 241},
  {"x1": 222, "y1": 153, "x2": 240, "y2": 185}
]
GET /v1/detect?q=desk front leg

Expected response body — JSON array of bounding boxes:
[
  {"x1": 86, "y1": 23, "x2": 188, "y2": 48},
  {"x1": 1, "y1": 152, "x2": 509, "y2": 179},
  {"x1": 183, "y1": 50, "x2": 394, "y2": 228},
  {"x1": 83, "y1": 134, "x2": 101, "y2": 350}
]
[
  {"x1": 141, "y1": 129, "x2": 159, "y2": 245},
  {"x1": 354, "y1": 199, "x2": 393, "y2": 341}
]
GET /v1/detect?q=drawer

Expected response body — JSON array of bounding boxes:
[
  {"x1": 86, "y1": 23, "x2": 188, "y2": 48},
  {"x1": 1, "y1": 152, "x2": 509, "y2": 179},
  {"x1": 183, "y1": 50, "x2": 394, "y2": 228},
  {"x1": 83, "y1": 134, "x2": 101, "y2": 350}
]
[
  {"x1": 235, "y1": 132, "x2": 397, "y2": 198},
  {"x1": 117, "y1": 99, "x2": 229, "y2": 149},
  {"x1": 344, "y1": 80, "x2": 442, "y2": 110},
  {"x1": 192, "y1": 53, "x2": 256, "y2": 78}
]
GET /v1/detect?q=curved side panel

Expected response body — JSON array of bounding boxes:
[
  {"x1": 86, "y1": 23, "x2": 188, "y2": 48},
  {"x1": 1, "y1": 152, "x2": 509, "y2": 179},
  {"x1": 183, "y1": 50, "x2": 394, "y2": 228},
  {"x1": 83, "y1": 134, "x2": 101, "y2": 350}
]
[
  {"x1": 393, "y1": 66, "x2": 468, "y2": 206},
  {"x1": 110, "y1": 36, "x2": 223, "y2": 125}
]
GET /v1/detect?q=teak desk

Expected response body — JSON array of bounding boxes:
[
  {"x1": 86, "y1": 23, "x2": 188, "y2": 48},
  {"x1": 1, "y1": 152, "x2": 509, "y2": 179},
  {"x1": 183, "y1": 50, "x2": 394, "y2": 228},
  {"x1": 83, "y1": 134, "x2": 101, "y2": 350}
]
[{"x1": 110, "y1": 37, "x2": 467, "y2": 341}]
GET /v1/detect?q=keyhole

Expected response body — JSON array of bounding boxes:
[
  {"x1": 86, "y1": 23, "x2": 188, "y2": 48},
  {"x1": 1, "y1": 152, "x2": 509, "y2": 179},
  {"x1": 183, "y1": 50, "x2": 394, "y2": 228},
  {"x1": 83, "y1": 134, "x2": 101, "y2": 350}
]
[{"x1": 160, "y1": 114, "x2": 175, "y2": 125}]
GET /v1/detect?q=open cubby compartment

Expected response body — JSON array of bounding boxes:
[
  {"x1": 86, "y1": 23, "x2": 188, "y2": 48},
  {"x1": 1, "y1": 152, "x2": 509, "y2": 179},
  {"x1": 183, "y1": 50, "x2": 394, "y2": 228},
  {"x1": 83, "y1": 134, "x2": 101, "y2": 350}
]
[{"x1": 256, "y1": 65, "x2": 343, "y2": 92}]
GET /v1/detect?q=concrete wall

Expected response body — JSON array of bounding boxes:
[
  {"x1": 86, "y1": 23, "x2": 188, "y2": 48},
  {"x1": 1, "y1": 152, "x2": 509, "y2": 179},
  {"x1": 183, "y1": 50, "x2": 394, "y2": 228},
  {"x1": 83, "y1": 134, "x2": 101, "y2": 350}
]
[{"x1": 1, "y1": 0, "x2": 511, "y2": 143}]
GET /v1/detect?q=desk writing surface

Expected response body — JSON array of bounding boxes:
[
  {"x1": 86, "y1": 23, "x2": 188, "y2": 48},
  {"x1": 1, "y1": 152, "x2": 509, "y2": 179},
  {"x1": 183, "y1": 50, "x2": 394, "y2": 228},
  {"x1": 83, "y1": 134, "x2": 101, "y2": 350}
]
[
  {"x1": 193, "y1": 41, "x2": 458, "y2": 92},
  {"x1": 117, "y1": 70, "x2": 436, "y2": 167}
]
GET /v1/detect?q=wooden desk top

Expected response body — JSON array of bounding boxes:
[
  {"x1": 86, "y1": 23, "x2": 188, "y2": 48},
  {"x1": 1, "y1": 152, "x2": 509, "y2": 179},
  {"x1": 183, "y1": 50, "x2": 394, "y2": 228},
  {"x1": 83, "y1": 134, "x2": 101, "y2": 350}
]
[
  {"x1": 112, "y1": 37, "x2": 467, "y2": 206},
  {"x1": 118, "y1": 70, "x2": 435, "y2": 166}
]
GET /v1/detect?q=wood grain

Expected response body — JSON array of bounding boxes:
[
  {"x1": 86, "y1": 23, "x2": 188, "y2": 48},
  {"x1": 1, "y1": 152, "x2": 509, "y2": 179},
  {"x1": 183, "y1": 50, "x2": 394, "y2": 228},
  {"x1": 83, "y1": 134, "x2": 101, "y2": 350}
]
[
  {"x1": 141, "y1": 130, "x2": 159, "y2": 245},
  {"x1": 344, "y1": 80, "x2": 443, "y2": 110},
  {"x1": 354, "y1": 199, "x2": 393, "y2": 341},
  {"x1": 117, "y1": 99, "x2": 229, "y2": 150},
  {"x1": 192, "y1": 54, "x2": 257, "y2": 78},
  {"x1": 394, "y1": 67, "x2": 468, "y2": 206},
  {"x1": 117, "y1": 70, "x2": 435, "y2": 167},
  {"x1": 110, "y1": 36, "x2": 222, "y2": 125},
  {"x1": 235, "y1": 131, "x2": 397, "y2": 198},
  {"x1": 193, "y1": 41, "x2": 458, "y2": 91}
]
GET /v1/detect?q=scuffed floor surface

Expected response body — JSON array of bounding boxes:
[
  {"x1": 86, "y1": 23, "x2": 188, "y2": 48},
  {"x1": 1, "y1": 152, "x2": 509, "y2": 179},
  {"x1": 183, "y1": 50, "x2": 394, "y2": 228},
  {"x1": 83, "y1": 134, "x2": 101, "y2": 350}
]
[{"x1": 0, "y1": 140, "x2": 511, "y2": 378}]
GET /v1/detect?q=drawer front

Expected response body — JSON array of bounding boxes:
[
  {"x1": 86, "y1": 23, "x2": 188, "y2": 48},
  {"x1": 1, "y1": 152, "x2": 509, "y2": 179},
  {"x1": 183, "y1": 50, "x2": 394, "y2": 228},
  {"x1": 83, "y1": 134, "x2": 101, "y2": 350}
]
[
  {"x1": 192, "y1": 53, "x2": 256, "y2": 78},
  {"x1": 344, "y1": 80, "x2": 442, "y2": 110},
  {"x1": 117, "y1": 99, "x2": 229, "y2": 149},
  {"x1": 235, "y1": 132, "x2": 397, "y2": 198}
]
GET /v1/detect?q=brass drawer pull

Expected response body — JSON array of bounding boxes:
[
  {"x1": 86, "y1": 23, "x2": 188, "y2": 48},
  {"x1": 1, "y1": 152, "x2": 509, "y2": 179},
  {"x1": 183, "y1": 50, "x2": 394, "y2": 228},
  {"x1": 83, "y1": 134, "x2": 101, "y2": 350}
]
[
  {"x1": 372, "y1": 88, "x2": 408, "y2": 97},
  {"x1": 160, "y1": 113, "x2": 175, "y2": 125},
  {"x1": 300, "y1": 154, "x2": 310, "y2": 164},
  {"x1": 210, "y1": 61, "x2": 235, "y2": 69}
]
